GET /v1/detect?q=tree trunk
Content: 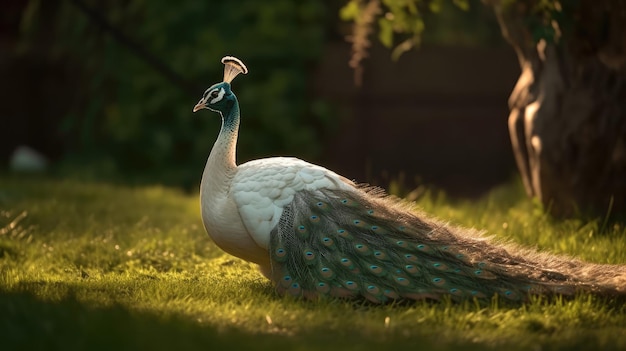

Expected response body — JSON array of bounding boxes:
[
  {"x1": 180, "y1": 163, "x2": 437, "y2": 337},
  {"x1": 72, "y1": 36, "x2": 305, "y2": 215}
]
[{"x1": 488, "y1": 0, "x2": 626, "y2": 219}]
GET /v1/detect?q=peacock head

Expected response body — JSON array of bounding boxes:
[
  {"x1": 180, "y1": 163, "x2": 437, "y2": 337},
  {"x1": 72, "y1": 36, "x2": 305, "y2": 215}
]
[
  {"x1": 193, "y1": 56, "x2": 248, "y2": 115},
  {"x1": 193, "y1": 82, "x2": 234, "y2": 114}
]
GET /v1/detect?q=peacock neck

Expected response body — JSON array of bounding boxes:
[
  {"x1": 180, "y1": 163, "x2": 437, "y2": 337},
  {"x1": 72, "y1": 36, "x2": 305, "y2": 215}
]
[{"x1": 202, "y1": 97, "x2": 240, "y2": 197}]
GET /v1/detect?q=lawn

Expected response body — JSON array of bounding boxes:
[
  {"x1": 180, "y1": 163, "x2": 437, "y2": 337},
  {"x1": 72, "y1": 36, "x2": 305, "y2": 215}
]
[{"x1": 1, "y1": 175, "x2": 625, "y2": 350}]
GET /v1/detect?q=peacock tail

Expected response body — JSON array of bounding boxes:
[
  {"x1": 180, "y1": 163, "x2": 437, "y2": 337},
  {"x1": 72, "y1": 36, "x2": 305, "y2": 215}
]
[
  {"x1": 194, "y1": 56, "x2": 626, "y2": 305},
  {"x1": 268, "y1": 187, "x2": 626, "y2": 303}
]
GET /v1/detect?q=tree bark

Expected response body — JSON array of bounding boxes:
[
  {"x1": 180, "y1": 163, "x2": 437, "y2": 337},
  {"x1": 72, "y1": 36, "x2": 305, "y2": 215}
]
[{"x1": 488, "y1": 0, "x2": 626, "y2": 219}]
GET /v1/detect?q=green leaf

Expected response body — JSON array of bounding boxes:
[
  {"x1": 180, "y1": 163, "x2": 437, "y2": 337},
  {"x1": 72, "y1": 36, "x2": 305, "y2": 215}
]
[
  {"x1": 391, "y1": 37, "x2": 416, "y2": 61},
  {"x1": 340, "y1": 1, "x2": 360, "y2": 21},
  {"x1": 429, "y1": 0, "x2": 443, "y2": 13},
  {"x1": 453, "y1": 0, "x2": 470, "y2": 11},
  {"x1": 378, "y1": 18, "x2": 394, "y2": 47},
  {"x1": 411, "y1": 17, "x2": 425, "y2": 36}
]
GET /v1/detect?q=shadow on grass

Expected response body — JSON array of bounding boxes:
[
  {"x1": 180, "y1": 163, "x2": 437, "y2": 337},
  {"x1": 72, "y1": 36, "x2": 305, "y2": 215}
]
[
  {"x1": 0, "y1": 289, "x2": 249, "y2": 351},
  {"x1": 0, "y1": 287, "x2": 470, "y2": 351},
  {"x1": 3, "y1": 284, "x2": 625, "y2": 351}
]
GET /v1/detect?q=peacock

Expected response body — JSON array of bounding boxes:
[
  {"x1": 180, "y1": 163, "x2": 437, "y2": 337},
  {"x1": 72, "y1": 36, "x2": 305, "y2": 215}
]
[{"x1": 192, "y1": 56, "x2": 625, "y2": 303}]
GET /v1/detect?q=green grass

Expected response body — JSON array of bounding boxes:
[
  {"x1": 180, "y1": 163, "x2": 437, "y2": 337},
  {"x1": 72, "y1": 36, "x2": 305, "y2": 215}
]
[{"x1": 1, "y1": 175, "x2": 625, "y2": 350}]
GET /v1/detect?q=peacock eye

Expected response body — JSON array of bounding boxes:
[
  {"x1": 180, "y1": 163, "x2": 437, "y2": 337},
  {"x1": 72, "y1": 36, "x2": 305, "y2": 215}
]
[{"x1": 210, "y1": 90, "x2": 219, "y2": 98}]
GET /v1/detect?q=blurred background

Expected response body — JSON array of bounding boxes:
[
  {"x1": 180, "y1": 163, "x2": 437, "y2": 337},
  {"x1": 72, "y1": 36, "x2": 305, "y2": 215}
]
[{"x1": 0, "y1": 0, "x2": 520, "y2": 198}]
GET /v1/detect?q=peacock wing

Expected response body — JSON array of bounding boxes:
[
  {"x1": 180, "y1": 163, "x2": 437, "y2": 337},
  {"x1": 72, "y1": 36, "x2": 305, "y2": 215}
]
[{"x1": 232, "y1": 157, "x2": 354, "y2": 251}]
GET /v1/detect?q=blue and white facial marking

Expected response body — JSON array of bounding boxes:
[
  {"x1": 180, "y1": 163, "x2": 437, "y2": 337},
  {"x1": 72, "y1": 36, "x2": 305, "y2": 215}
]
[{"x1": 204, "y1": 87, "x2": 225, "y2": 104}]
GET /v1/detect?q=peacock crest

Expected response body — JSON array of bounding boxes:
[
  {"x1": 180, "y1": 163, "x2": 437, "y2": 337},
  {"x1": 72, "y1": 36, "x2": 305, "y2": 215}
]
[{"x1": 221, "y1": 56, "x2": 248, "y2": 83}]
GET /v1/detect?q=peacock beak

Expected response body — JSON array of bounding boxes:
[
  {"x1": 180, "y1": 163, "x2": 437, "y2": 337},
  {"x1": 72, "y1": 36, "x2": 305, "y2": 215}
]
[{"x1": 193, "y1": 100, "x2": 206, "y2": 113}]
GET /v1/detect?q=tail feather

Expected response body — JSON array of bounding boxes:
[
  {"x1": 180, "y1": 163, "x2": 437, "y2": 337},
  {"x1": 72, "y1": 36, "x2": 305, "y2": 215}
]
[{"x1": 268, "y1": 188, "x2": 626, "y2": 303}]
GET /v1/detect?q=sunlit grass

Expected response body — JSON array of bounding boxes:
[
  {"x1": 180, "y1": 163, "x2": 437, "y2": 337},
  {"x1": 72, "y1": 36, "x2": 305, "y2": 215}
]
[{"x1": 1, "y1": 175, "x2": 625, "y2": 350}]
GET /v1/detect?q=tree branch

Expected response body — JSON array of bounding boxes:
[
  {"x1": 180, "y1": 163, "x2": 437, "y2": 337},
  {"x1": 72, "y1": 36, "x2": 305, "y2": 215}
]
[{"x1": 68, "y1": 0, "x2": 199, "y2": 96}]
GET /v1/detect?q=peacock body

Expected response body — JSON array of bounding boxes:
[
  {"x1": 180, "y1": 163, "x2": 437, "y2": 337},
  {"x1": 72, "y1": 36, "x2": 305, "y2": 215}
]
[{"x1": 192, "y1": 56, "x2": 626, "y2": 303}]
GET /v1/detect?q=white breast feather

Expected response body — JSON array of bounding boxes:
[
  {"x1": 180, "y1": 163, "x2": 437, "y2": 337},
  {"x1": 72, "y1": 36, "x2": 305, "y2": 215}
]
[{"x1": 231, "y1": 157, "x2": 354, "y2": 249}]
